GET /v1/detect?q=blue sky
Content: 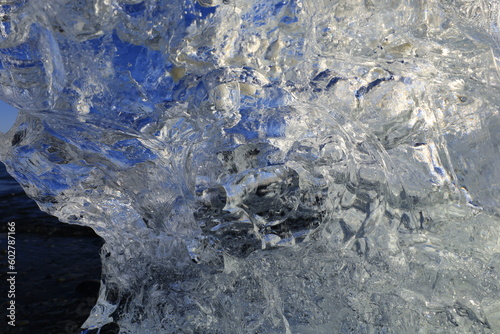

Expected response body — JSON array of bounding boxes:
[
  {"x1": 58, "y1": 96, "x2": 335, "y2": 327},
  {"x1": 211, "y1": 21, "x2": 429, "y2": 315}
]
[{"x1": 0, "y1": 100, "x2": 18, "y2": 133}]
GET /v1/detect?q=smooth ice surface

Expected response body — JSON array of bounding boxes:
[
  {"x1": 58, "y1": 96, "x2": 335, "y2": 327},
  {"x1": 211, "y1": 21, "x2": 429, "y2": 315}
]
[
  {"x1": 0, "y1": 0, "x2": 500, "y2": 332},
  {"x1": 0, "y1": 100, "x2": 18, "y2": 133}
]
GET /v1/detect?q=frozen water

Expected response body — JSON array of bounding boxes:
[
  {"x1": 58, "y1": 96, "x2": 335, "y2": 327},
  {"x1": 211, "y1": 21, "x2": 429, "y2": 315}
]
[{"x1": 0, "y1": 0, "x2": 499, "y2": 332}]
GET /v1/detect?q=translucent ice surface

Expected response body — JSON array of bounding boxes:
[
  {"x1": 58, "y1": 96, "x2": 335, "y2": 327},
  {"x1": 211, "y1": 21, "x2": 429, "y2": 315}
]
[{"x1": 0, "y1": 0, "x2": 499, "y2": 332}]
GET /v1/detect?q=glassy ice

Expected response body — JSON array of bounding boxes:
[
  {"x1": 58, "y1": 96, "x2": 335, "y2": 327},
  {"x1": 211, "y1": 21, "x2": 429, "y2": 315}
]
[{"x1": 0, "y1": 0, "x2": 499, "y2": 332}]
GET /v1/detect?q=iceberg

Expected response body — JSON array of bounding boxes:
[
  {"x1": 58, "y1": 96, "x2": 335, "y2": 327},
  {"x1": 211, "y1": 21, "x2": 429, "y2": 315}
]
[{"x1": 0, "y1": 0, "x2": 499, "y2": 332}]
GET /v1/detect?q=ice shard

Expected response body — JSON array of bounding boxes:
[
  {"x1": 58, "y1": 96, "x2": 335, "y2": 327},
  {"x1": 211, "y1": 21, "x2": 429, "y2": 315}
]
[{"x1": 0, "y1": 0, "x2": 499, "y2": 332}]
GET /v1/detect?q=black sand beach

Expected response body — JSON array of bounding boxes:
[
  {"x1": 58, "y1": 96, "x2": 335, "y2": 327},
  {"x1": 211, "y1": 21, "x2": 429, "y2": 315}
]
[{"x1": 0, "y1": 163, "x2": 103, "y2": 334}]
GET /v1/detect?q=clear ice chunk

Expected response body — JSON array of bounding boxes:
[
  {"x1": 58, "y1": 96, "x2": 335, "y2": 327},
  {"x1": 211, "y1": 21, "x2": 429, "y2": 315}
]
[{"x1": 0, "y1": 0, "x2": 499, "y2": 333}]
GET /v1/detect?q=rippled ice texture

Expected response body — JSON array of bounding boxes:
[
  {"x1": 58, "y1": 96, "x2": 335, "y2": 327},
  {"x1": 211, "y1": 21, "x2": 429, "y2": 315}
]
[{"x1": 1, "y1": 0, "x2": 500, "y2": 332}]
